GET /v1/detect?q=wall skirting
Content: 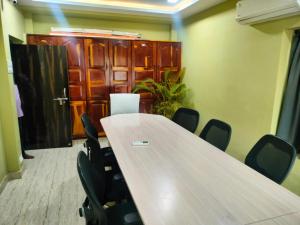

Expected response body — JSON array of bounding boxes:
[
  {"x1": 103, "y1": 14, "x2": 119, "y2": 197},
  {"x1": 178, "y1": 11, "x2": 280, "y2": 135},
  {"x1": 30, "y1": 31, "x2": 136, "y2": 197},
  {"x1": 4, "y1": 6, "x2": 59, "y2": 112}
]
[
  {"x1": 0, "y1": 175, "x2": 8, "y2": 194},
  {"x1": 0, "y1": 163, "x2": 24, "y2": 194}
]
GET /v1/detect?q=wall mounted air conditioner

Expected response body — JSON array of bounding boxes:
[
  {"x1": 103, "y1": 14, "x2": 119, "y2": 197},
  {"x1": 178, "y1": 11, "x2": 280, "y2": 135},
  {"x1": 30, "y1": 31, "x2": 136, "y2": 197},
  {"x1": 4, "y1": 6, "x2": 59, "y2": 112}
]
[{"x1": 236, "y1": 0, "x2": 300, "y2": 25}]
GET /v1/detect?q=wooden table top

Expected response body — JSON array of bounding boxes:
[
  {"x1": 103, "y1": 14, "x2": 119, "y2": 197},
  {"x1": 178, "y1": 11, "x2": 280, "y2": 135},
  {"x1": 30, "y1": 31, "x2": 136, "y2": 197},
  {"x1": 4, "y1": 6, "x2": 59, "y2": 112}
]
[{"x1": 101, "y1": 113, "x2": 300, "y2": 225}]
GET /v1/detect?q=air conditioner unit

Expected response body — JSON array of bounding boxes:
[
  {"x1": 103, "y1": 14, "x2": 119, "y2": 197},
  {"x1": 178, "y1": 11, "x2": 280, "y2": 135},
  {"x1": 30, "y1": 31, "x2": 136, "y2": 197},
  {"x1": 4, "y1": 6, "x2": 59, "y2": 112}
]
[{"x1": 236, "y1": 0, "x2": 300, "y2": 25}]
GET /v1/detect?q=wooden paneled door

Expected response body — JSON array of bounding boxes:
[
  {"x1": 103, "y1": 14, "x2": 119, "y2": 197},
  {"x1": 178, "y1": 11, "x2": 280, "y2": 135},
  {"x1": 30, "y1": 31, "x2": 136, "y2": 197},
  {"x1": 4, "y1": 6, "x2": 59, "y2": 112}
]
[
  {"x1": 84, "y1": 39, "x2": 110, "y2": 136},
  {"x1": 87, "y1": 100, "x2": 109, "y2": 135},
  {"x1": 157, "y1": 42, "x2": 181, "y2": 82},
  {"x1": 132, "y1": 41, "x2": 157, "y2": 113},
  {"x1": 27, "y1": 35, "x2": 57, "y2": 45},
  {"x1": 57, "y1": 37, "x2": 87, "y2": 137},
  {"x1": 84, "y1": 38, "x2": 109, "y2": 100},
  {"x1": 27, "y1": 35, "x2": 182, "y2": 137},
  {"x1": 139, "y1": 99, "x2": 154, "y2": 114},
  {"x1": 70, "y1": 101, "x2": 86, "y2": 138},
  {"x1": 57, "y1": 37, "x2": 86, "y2": 101},
  {"x1": 109, "y1": 40, "x2": 132, "y2": 93}
]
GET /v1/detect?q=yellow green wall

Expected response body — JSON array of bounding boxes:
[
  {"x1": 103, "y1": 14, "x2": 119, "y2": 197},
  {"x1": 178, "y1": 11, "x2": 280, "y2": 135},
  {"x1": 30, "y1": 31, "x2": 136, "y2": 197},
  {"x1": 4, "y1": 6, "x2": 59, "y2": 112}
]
[
  {"x1": 0, "y1": 11, "x2": 7, "y2": 182},
  {"x1": 0, "y1": 3, "x2": 171, "y2": 181},
  {"x1": 0, "y1": 119, "x2": 7, "y2": 181},
  {"x1": 0, "y1": 0, "x2": 25, "y2": 180},
  {"x1": 25, "y1": 13, "x2": 171, "y2": 41},
  {"x1": 1, "y1": 0, "x2": 299, "y2": 197},
  {"x1": 2, "y1": 0, "x2": 25, "y2": 59},
  {"x1": 177, "y1": 0, "x2": 300, "y2": 195}
]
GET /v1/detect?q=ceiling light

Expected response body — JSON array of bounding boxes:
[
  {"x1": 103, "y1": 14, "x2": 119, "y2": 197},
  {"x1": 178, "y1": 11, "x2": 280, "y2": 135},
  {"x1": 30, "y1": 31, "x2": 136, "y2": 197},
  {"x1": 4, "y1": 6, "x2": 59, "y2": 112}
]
[{"x1": 168, "y1": 0, "x2": 179, "y2": 3}]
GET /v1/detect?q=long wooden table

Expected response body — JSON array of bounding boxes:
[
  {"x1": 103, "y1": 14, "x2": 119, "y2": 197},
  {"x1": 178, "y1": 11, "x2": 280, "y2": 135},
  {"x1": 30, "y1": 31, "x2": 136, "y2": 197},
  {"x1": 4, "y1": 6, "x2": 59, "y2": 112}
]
[{"x1": 101, "y1": 113, "x2": 300, "y2": 225}]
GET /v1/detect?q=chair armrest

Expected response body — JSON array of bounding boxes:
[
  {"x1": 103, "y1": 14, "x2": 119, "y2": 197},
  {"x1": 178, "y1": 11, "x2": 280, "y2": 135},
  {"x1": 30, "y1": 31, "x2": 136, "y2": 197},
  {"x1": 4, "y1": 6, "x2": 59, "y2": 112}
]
[
  {"x1": 113, "y1": 173, "x2": 124, "y2": 181},
  {"x1": 123, "y1": 212, "x2": 143, "y2": 225},
  {"x1": 104, "y1": 150, "x2": 114, "y2": 158}
]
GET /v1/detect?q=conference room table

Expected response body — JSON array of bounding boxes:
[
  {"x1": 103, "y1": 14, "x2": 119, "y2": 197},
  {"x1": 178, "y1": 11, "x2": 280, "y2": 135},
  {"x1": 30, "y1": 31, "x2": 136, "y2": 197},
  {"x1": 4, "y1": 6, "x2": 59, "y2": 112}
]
[{"x1": 100, "y1": 113, "x2": 300, "y2": 225}]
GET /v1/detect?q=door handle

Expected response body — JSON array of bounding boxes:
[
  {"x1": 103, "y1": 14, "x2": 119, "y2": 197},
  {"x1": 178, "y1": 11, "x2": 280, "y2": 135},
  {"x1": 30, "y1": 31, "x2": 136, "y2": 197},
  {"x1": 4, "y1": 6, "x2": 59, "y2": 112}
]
[
  {"x1": 63, "y1": 88, "x2": 67, "y2": 98},
  {"x1": 53, "y1": 97, "x2": 69, "y2": 105}
]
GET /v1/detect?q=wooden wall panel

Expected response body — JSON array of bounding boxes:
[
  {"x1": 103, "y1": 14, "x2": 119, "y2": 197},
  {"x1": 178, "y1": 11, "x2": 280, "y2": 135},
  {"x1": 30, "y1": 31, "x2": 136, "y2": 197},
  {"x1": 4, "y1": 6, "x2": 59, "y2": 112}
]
[
  {"x1": 132, "y1": 41, "x2": 157, "y2": 111},
  {"x1": 109, "y1": 40, "x2": 132, "y2": 93},
  {"x1": 84, "y1": 39, "x2": 109, "y2": 100},
  {"x1": 132, "y1": 41, "x2": 157, "y2": 100},
  {"x1": 27, "y1": 35, "x2": 181, "y2": 136},
  {"x1": 70, "y1": 101, "x2": 86, "y2": 138},
  {"x1": 87, "y1": 100, "x2": 109, "y2": 136},
  {"x1": 140, "y1": 99, "x2": 154, "y2": 114},
  {"x1": 157, "y1": 42, "x2": 181, "y2": 82},
  {"x1": 27, "y1": 36, "x2": 57, "y2": 45},
  {"x1": 56, "y1": 37, "x2": 86, "y2": 101}
]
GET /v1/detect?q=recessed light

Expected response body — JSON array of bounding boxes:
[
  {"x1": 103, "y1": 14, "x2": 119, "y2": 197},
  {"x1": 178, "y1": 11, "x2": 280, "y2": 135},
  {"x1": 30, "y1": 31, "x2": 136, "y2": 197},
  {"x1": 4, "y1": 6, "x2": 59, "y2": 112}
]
[{"x1": 168, "y1": 0, "x2": 179, "y2": 3}]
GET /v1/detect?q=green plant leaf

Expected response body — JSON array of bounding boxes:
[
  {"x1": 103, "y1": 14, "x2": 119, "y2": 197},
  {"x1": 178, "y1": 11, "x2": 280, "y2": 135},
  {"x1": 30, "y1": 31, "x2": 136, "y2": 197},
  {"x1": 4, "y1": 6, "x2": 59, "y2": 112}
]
[
  {"x1": 163, "y1": 69, "x2": 171, "y2": 83},
  {"x1": 140, "y1": 78, "x2": 155, "y2": 84},
  {"x1": 132, "y1": 68, "x2": 188, "y2": 118},
  {"x1": 132, "y1": 83, "x2": 155, "y2": 94}
]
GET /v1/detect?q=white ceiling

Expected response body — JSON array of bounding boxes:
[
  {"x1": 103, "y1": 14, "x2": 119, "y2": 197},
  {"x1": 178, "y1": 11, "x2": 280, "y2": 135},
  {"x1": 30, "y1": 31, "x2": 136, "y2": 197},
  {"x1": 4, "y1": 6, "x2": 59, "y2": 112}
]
[
  {"x1": 115, "y1": 0, "x2": 181, "y2": 6},
  {"x1": 18, "y1": 0, "x2": 226, "y2": 20}
]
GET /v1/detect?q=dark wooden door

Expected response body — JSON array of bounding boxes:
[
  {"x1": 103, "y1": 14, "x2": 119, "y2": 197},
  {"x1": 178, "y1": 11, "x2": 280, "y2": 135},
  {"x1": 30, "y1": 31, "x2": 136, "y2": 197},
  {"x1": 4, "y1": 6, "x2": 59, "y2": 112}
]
[
  {"x1": 157, "y1": 42, "x2": 181, "y2": 82},
  {"x1": 11, "y1": 44, "x2": 72, "y2": 149},
  {"x1": 109, "y1": 40, "x2": 132, "y2": 93},
  {"x1": 27, "y1": 35, "x2": 87, "y2": 138},
  {"x1": 132, "y1": 41, "x2": 157, "y2": 113}
]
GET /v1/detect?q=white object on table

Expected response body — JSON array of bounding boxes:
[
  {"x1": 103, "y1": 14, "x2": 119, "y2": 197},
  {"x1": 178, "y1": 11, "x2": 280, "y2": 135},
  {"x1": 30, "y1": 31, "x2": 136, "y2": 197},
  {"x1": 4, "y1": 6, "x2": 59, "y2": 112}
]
[
  {"x1": 110, "y1": 93, "x2": 140, "y2": 115},
  {"x1": 132, "y1": 140, "x2": 149, "y2": 146},
  {"x1": 101, "y1": 113, "x2": 300, "y2": 225}
]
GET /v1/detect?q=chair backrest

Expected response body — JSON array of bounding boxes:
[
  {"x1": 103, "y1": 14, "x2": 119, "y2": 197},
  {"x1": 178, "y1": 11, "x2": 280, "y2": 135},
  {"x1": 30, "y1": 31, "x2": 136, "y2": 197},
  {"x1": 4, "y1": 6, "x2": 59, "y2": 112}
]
[
  {"x1": 81, "y1": 113, "x2": 102, "y2": 162},
  {"x1": 81, "y1": 113, "x2": 98, "y2": 139},
  {"x1": 110, "y1": 94, "x2": 140, "y2": 115},
  {"x1": 245, "y1": 134, "x2": 297, "y2": 184},
  {"x1": 77, "y1": 151, "x2": 107, "y2": 225},
  {"x1": 172, "y1": 108, "x2": 200, "y2": 133},
  {"x1": 199, "y1": 119, "x2": 232, "y2": 151},
  {"x1": 85, "y1": 130, "x2": 104, "y2": 164}
]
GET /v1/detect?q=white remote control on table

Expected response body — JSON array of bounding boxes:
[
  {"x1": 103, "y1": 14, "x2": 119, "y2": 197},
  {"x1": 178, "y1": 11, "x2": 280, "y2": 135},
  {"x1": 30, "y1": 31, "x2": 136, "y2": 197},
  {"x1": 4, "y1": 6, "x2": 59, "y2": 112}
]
[{"x1": 132, "y1": 140, "x2": 149, "y2": 146}]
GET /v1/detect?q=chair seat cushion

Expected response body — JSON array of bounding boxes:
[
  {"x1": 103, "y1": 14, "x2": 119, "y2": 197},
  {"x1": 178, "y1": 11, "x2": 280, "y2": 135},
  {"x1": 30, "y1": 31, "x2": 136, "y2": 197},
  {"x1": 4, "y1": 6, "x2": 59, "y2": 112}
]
[
  {"x1": 106, "y1": 202, "x2": 142, "y2": 225},
  {"x1": 105, "y1": 172, "x2": 132, "y2": 202},
  {"x1": 102, "y1": 146, "x2": 113, "y2": 155}
]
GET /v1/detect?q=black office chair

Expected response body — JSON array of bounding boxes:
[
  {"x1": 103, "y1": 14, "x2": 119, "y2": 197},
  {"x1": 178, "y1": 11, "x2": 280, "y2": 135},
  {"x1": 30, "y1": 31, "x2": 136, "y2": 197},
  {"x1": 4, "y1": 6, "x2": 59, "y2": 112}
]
[
  {"x1": 245, "y1": 134, "x2": 297, "y2": 184},
  {"x1": 81, "y1": 113, "x2": 117, "y2": 169},
  {"x1": 172, "y1": 108, "x2": 200, "y2": 133},
  {"x1": 84, "y1": 130, "x2": 130, "y2": 202},
  {"x1": 81, "y1": 113, "x2": 99, "y2": 140},
  {"x1": 77, "y1": 151, "x2": 142, "y2": 225},
  {"x1": 199, "y1": 119, "x2": 232, "y2": 151}
]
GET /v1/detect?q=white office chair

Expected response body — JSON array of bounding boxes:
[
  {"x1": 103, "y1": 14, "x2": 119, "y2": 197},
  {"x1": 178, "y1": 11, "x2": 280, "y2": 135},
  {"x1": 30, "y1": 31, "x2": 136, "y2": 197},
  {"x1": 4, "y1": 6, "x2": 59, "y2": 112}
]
[{"x1": 110, "y1": 93, "x2": 140, "y2": 115}]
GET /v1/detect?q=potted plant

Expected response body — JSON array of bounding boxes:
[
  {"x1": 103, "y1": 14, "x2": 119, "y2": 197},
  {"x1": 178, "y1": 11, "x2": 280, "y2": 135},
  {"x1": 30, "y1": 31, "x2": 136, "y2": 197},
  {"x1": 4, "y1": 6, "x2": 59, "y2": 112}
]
[{"x1": 132, "y1": 68, "x2": 188, "y2": 118}]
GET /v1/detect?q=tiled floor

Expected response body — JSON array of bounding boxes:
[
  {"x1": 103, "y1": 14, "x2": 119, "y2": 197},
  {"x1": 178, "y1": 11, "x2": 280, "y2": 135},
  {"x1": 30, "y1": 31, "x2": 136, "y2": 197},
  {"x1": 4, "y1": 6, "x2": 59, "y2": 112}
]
[{"x1": 0, "y1": 139, "x2": 109, "y2": 225}]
